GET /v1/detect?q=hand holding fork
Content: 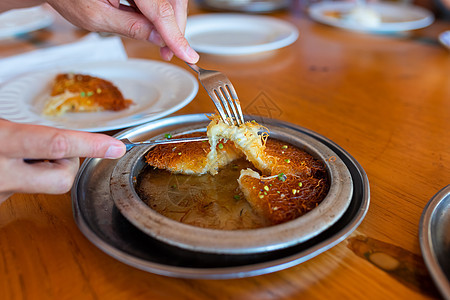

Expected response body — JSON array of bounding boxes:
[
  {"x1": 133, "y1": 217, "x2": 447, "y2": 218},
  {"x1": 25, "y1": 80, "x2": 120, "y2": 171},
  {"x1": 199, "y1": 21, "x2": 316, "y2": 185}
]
[{"x1": 122, "y1": 63, "x2": 245, "y2": 150}]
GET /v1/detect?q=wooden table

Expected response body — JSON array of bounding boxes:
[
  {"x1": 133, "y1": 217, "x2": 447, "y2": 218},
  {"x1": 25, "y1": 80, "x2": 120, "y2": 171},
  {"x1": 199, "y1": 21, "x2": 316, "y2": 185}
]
[{"x1": 1, "y1": 3, "x2": 449, "y2": 299}]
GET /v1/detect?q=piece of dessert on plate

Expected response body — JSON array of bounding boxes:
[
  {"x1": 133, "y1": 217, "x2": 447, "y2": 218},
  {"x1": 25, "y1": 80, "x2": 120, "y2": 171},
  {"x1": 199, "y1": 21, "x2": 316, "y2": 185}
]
[
  {"x1": 144, "y1": 114, "x2": 329, "y2": 225},
  {"x1": 43, "y1": 73, "x2": 133, "y2": 116}
]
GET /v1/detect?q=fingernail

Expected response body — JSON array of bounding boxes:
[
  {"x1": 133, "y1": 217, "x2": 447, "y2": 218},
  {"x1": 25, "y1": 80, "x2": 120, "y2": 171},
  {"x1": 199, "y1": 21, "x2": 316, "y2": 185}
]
[
  {"x1": 186, "y1": 47, "x2": 199, "y2": 63},
  {"x1": 166, "y1": 51, "x2": 174, "y2": 61},
  {"x1": 148, "y1": 31, "x2": 165, "y2": 47},
  {"x1": 105, "y1": 145, "x2": 124, "y2": 159}
]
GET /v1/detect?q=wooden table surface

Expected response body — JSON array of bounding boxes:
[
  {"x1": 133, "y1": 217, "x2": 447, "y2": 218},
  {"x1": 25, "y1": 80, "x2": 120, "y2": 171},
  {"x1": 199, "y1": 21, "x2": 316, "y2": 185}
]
[{"x1": 1, "y1": 3, "x2": 449, "y2": 299}]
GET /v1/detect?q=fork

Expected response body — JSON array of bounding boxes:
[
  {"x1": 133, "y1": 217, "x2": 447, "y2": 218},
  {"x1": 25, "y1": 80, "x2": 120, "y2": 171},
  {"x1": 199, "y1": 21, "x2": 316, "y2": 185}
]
[
  {"x1": 186, "y1": 63, "x2": 245, "y2": 126},
  {"x1": 121, "y1": 136, "x2": 209, "y2": 151}
]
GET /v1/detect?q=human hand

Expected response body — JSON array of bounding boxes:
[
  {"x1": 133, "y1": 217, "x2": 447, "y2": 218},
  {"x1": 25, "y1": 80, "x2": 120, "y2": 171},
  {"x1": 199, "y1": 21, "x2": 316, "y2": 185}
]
[
  {"x1": 0, "y1": 0, "x2": 45, "y2": 13},
  {"x1": 45, "y1": 0, "x2": 199, "y2": 63},
  {"x1": 0, "y1": 120, "x2": 126, "y2": 204}
]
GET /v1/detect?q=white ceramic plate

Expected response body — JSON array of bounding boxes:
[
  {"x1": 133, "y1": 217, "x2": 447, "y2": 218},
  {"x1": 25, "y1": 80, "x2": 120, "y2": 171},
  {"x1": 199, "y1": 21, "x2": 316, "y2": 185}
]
[
  {"x1": 439, "y1": 30, "x2": 450, "y2": 50},
  {"x1": 185, "y1": 14, "x2": 299, "y2": 55},
  {"x1": 0, "y1": 59, "x2": 198, "y2": 132},
  {"x1": 198, "y1": 0, "x2": 290, "y2": 13},
  {"x1": 308, "y1": 1, "x2": 434, "y2": 33},
  {"x1": 0, "y1": 5, "x2": 54, "y2": 39}
]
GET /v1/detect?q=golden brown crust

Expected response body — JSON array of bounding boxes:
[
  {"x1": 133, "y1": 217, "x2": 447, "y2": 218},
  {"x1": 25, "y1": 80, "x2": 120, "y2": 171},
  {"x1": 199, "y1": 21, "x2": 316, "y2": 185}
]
[
  {"x1": 238, "y1": 139, "x2": 329, "y2": 225},
  {"x1": 144, "y1": 119, "x2": 330, "y2": 225},
  {"x1": 44, "y1": 73, "x2": 133, "y2": 115},
  {"x1": 145, "y1": 132, "x2": 242, "y2": 175},
  {"x1": 264, "y1": 139, "x2": 328, "y2": 178}
]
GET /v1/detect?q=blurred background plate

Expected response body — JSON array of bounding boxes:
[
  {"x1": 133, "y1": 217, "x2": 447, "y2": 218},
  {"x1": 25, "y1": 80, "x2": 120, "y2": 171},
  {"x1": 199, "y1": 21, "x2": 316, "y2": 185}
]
[
  {"x1": 308, "y1": 1, "x2": 434, "y2": 33},
  {"x1": 196, "y1": 0, "x2": 290, "y2": 13},
  {"x1": 439, "y1": 30, "x2": 450, "y2": 50},
  {"x1": 185, "y1": 14, "x2": 299, "y2": 55},
  {"x1": 0, "y1": 5, "x2": 54, "y2": 39}
]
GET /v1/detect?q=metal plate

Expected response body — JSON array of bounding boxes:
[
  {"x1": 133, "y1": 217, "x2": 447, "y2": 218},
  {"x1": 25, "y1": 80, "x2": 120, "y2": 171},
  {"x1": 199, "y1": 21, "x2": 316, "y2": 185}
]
[
  {"x1": 419, "y1": 185, "x2": 450, "y2": 299},
  {"x1": 109, "y1": 118, "x2": 353, "y2": 254},
  {"x1": 72, "y1": 114, "x2": 370, "y2": 279}
]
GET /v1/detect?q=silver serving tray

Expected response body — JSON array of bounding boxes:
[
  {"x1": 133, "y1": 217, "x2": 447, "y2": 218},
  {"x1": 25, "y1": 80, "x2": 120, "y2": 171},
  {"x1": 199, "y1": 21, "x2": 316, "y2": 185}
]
[
  {"x1": 72, "y1": 114, "x2": 370, "y2": 279},
  {"x1": 419, "y1": 184, "x2": 450, "y2": 299}
]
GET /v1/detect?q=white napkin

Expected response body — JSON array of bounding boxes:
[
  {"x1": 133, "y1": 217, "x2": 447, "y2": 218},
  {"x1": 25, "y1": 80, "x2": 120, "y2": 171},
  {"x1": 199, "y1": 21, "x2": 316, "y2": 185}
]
[{"x1": 0, "y1": 32, "x2": 128, "y2": 85}]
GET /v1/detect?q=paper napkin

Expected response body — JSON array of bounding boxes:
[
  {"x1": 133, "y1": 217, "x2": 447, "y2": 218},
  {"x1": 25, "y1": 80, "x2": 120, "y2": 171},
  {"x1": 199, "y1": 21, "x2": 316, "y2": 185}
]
[{"x1": 0, "y1": 32, "x2": 128, "y2": 85}]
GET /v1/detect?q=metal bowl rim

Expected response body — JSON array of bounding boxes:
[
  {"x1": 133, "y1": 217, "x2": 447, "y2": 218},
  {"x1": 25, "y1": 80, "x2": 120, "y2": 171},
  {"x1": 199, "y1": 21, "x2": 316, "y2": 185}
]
[{"x1": 109, "y1": 114, "x2": 353, "y2": 254}]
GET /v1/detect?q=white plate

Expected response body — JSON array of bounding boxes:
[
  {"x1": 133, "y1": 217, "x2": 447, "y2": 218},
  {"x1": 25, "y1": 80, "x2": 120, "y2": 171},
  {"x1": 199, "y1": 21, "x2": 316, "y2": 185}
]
[
  {"x1": 0, "y1": 6, "x2": 54, "y2": 39},
  {"x1": 439, "y1": 30, "x2": 450, "y2": 50},
  {"x1": 0, "y1": 59, "x2": 198, "y2": 132},
  {"x1": 185, "y1": 14, "x2": 299, "y2": 55},
  {"x1": 308, "y1": 1, "x2": 434, "y2": 33},
  {"x1": 198, "y1": 0, "x2": 290, "y2": 13}
]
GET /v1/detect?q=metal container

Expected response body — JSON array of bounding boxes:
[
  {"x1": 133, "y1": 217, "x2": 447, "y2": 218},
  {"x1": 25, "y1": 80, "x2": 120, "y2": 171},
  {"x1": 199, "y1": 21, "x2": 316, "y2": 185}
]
[
  {"x1": 72, "y1": 114, "x2": 370, "y2": 278},
  {"x1": 419, "y1": 184, "x2": 450, "y2": 299},
  {"x1": 109, "y1": 115, "x2": 353, "y2": 254}
]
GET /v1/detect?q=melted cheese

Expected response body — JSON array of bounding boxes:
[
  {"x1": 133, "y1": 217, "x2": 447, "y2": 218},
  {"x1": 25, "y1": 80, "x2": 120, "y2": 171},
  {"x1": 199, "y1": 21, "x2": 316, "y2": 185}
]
[
  {"x1": 205, "y1": 115, "x2": 274, "y2": 175},
  {"x1": 43, "y1": 73, "x2": 133, "y2": 116},
  {"x1": 43, "y1": 91, "x2": 81, "y2": 115}
]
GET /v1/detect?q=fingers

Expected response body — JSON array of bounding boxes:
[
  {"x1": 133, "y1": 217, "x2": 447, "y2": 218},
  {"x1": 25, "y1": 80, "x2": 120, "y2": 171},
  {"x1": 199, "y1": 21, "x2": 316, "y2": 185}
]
[
  {"x1": 160, "y1": 46, "x2": 174, "y2": 61},
  {"x1": 0, "y1": 120, "x2": 125, "y2": 199},
  {"x1": 158, "y1": 0, "x2": 185, "y2": 61},
  {"x1": 0, "y1": 120, "x2": 125, "y2": 160},
  {"x1": 121, "y1": 0, "x2": 196, "y2": 63},
  {"x1": 135, "y1": 0, "x2": 199, "y2": 63},
  {"x1": 47, "y1": 0, "x2": 158, "y2": 43},
  {"x1": 0, "y1": 157, "x2": 80, "y2": 195},
  {"x1": 46, "y1": 0, "x2": 198, "y2": 63},
  {"x1": 167, "y1": 0, "x2": 188, "y2": 35}
]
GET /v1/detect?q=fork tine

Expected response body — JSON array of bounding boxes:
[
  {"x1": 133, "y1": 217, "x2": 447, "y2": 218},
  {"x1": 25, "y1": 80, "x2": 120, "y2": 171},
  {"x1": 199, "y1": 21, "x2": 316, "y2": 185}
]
[
  {"x1": 220, "y1": 85, "x2": 241, "y2": 126},
  {"x1": 208, "y1": 89, "x2": 232, "y2": 125},
  {"x1": 214, "y1": 87, "x2": 235, "y2": 125},
  {"x1": 235, "y1": 99, "x2": 245, "y2": 125},
  {"x1": 186, "y1": 63, "x2": 245, "y2": 126},
  {"x1": 225, "y1": 84, "x2": 245, "y2": 125}
]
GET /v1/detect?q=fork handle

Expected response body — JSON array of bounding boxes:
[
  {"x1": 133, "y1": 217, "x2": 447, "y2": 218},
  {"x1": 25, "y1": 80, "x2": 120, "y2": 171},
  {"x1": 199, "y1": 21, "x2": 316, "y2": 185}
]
[
  {"x1": 185, "y1": 62, "x2": 201, "y2": 74},
  {"x1": 120, "y1": 136, "x2": 209, "y2": 151}
]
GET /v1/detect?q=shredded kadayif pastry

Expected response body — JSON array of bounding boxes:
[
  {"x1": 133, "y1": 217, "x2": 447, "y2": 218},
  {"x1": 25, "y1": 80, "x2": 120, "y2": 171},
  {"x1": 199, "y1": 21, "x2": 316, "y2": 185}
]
[
  {"x1": 145, "y1": 114, "x2": 273, "y2": 176},
  {"x1": 237, "y1": 138, "x2": 329, "y2": 224},
  {"x1": 205, "y1": 114, "x2": 275, "y2": 175},
  {"x1": 43, "y1": 73, "x2": 133, "y2": 116},
  {"x1": 144, "y1": 114, "x2": 329, "y2": 225},
  {"x1": 144, "y1": 132, "x2": 243, "y2": 175}
]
